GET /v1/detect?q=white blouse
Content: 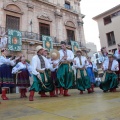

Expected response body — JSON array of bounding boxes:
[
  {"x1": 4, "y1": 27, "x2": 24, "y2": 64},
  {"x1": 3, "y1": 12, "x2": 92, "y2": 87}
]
[
  {"x1": 12, "y1": 62, "x2": 32, "y2": 74},
  {"x1": 114, "y1": 50, "x2": 120, "y2": 59},
  {"x1": 0, "y1": 56, "x2": 16, "y2": 66}
]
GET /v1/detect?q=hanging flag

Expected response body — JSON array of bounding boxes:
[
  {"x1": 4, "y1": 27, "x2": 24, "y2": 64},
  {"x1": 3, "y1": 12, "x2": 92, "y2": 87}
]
[
  {"x1": 71, "y1": 41, "x2": 79, "y2": 54},
  {"x1": 42, "y1": 35, "x2": 53, "y2": 52},
  {"x1": 8, "y1": 29, "x2": 22, "y2": 51}
]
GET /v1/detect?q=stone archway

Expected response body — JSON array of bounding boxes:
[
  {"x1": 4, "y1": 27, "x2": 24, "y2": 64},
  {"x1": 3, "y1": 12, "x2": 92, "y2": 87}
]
[
  {"x1": 65, "y1": 21, "x2": 76, "y2": 28},
  {"x1": 4, "y1": 4, "x2": 23, "y2": 14}
]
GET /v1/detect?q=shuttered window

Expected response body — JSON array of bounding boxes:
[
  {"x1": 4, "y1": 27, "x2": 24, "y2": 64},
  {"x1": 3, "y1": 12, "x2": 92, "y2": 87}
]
[{"x1": 6, "y1": 15, "x2": 20, "y2": 30}]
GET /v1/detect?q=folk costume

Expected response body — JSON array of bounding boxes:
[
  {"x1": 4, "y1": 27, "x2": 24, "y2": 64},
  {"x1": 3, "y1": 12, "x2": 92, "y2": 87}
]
[
  {"x1": 100, "y1": 53, "x2": 119, "y2": 92},
  {"x1": 0, "y1": 48, "x2": 16, "y2": 100},
  {"x1": 12, "y1": 61, "x2": 31, "y2": 98},
  {"x1": 49, "y1": 49, "x2": 60, "y2": 96},
  {"x1": 114, "y1": 44, "x2": 120, "y2": 81},
  {"x1": 86, "y1": 58, "x2": 96, "y2": 92},
  {"x1": 100, "y1": 47, "x2": 109, "y2": 63},
  {"x1": 29, "y1": 46, "x2": 54, "y2": 101},
  {"x1": 73, "y1": 49, "x2": 92, "y2": 94},
  {"x1": 57, "y1": 42, "x2": 74, "y2": 96}
]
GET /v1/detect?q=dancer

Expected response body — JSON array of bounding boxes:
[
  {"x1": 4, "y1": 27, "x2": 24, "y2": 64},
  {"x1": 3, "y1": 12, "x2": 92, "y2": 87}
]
[
  {"x1": 12, "y1": 55, "x2": 31, "y2": 98},
  {"x1": 29, "y1": 46, "x2": 54, "y2": 101},
  {"x1": 49, "y1": 49, "x2": 60, "y2": 96},
  {"x1": 73, "y1": 49, "x2": 92, "y2": 94},
  {"x1": 0, "y1": 48, "x2": 19, "y2": 100},
  {"x1": 114, "y1": 44, "x2": 120, "y2": 81},
  {"x1": 86, "y1": 57, "x2": 96, "y2": 92},
  {"x1": 100, "y1": 52, "x2": 119, "y2": 92},
  {"x1": 100, "y1": 47, "x2": 108, "y2": 63},
  {"x1": 57, "y1": 41, "x2": 74, "y2": 96}
]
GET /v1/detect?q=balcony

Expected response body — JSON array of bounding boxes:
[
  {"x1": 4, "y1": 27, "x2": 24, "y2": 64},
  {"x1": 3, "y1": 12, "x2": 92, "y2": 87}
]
[{"x1": 0, "y1": 27, "x2": 58, "y2": 43}]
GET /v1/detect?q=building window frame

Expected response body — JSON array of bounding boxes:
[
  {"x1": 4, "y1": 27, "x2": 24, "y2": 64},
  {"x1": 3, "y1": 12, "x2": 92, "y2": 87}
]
[
  {"x1": 103, "y1": 15, "x2": 112, "y2": 25},
  {"x1": 64, "y1": 1, "x2": 71, "y2": 10},
  {"x1": 6, "y1": 15, "x2": 20, "y2": 30},
  {"x1": 39, "y1": 23, "x2": 50, "y2": 36},
  {"x1": 66, "y1": 29, "x2": 75, "y2": 41},
  {"x1": 106, "y1": 31, "x2": 116, "y2": 47}
]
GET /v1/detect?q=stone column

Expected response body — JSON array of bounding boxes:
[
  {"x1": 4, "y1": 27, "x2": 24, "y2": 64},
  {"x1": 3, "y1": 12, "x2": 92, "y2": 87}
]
[{"x1": 54, "y1": 7, "x2": 63, "y2": 42}]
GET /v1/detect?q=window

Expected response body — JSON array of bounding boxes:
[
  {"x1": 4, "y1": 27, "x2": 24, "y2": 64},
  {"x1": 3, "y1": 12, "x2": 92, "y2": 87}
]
[
  {"x1": 66, "y1": 29, "x2": 75, "y2": 44},
  {"x1": 103, "y1": 15, "x2": 111, "y2": 25},
  {"x1": 65, "y1": 1, "x2": 71, "y2": 9},
  {"x1": 39, "y1": 23, "x2": 50, "y2": 36},
  {"x1": 6, "y1": 15, "x2": 20, "y2": 30},
  {"x1": 106, "y1": 31, "x2": 116, "y2": 46}
]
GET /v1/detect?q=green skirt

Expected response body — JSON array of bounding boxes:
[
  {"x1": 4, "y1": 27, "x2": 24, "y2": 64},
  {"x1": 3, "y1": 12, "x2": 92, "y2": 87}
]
[
  {"x1": 100, "y1": 72, "x2": 118, "y2": 91},
  {"x1": 76, "y1": 70, "x2": 91, "y2": 91},
  {"x1": 30, "y1": 71, "x2": 54, "y2": 92},
  {"x1": 57, "y1": 64, "x2": 74, "y2": 89}
]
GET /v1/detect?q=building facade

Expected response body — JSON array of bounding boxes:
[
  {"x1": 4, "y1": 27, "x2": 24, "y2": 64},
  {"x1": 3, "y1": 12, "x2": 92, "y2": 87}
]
[
  {"x1": 86, "y1": 42, "x2": 97, "y2": 57},
  {"x1": 0, "y1": 0, "x2": 86, "y2": 60},
  {"x1": 93, "y1": 4, "x2": 120, "y2": 53}
]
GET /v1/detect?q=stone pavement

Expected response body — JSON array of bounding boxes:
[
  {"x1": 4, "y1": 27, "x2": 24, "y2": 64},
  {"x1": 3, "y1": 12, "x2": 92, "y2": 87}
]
[{"x1": 0, "y1": 88, "x2": 120, "y2": 120}]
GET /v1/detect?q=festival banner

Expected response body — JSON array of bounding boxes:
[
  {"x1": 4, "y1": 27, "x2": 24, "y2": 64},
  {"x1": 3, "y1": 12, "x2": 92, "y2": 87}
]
[
  {"x1": 42, "y1": 35, "x2": 53, "y2": 51},
  {"x1": 8, "y1": 29, "x2": 22, "y2": 51},
  {"x1": 71, "y1": 41, "x2": 79, "y2": 54}
]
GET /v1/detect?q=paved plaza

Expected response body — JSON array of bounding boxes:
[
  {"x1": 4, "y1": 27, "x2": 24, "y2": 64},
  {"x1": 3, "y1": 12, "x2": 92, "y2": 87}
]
[{"x1": 0, "y1": 88, "x2": 120, "y2": 120}]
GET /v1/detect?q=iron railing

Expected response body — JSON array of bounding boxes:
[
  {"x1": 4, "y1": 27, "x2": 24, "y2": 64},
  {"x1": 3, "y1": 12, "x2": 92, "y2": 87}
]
[
  {"x1": 0, "y1": 27, "x2": 86, "y2": 48},
  {"x1": 0, "y1": 27, "x2": 58, "y2": 43}
]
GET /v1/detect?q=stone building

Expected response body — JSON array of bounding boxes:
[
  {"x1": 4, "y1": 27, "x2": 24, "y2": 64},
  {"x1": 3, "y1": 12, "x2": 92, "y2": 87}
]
[
  {"x1": 93, "y1": 4, "x2": 120, "y2": 53},
  {"x1": 0, "y1": 0, "x2": 86, "y2": 60},
  {"x1": 86, "y1": 42, "x2": 97, "y2": 57}
]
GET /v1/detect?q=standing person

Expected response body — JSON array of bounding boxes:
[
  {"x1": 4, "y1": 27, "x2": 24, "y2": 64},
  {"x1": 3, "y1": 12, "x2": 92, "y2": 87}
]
[
  {"x1": 12, "y1": 55, "x2": 31, "y2": 98},
  {"x1": 100, "y1": 47, "x2": 108, "y2": 63},
  {"x1": 86, "y1": 57, "x2": 96, "y2": 92},
  {"x1": 92, "y1": 62, "x2": 98, "y2": 78},
  {"x1": 0, "y1": 48, "x2": 19, "y2": 100},
  {"x1": 42, "y1": 48, "x2": 49, "y2": 58},
  {"x1": 114, "y1": 44, "x2": 120, "y2": 81},
  {"x1": 49, "y1": 49, "x2": 60, "y2": 96},
  {"x1": 29, "y1": 46, "x2": 54, "y2": 101},
  {"x1": 73, "y1": 49, "x2": 92, "y2": 94},
  {"x1": 57, "y1": 41, "x2": 74, "y2": 96},
  {"x1": 100, "y1": 52, "x2": 119, "y2": 92},
  {"x1": 38, "y1": 48, "x2": 50, "y2": 95}
]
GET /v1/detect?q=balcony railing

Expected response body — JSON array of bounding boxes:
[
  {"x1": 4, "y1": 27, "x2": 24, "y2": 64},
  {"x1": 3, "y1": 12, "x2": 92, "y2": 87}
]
[
  {"x1": 0, "y1": 27, "x2": 58, "y2": 43},
  {"x1": 0, "y1": 27, "x2": 86, "y2": 48}
]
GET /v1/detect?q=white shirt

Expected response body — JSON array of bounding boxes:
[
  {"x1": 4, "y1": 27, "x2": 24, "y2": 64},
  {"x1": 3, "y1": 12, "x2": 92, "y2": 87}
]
[
  {"x1": 100, "y1": 53, "x2": 109, "y2": 63},
  {"x1": 103, "y1": 59, "x2": 119, "y2": 71},
  {"x1": 59, "y1": 49, "x2": 74, "y2": 62},
  {"x1": 73, "y1": 56, "x2": 87, "y2": 68},
  {"x1": 31, "y1": 55, "x2": 50, "y2": 75},
  {"x1": 0, "y1": 56, "x2": 15, "y2": 66},
  {"x1": 49, "y1": 59, "x2": 59, "y2": 72},
  {"x1": 114, "y1": 50, "x2": 120, "y2": 59}
]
